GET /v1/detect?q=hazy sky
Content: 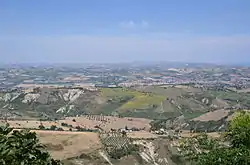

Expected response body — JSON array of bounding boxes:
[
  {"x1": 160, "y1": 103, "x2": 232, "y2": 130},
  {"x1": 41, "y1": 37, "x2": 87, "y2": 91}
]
[{"x1": 1, "y1": 0, "x2": 250, "y2": 64}]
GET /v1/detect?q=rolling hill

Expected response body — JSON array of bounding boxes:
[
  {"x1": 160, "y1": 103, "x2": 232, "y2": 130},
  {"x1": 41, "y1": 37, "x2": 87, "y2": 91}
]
[{"x1": 0, "y1": 85, "x2": 250, "y2": 120}]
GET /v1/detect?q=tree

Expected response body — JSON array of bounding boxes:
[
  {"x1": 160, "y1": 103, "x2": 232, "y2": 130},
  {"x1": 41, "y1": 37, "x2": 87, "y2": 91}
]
[
  {"x1": 57, "y1": 127, "x2": 64, "y2": 131},
  {"x1": 121, "y1": 130, "x2": 127, "y2": 137},
  {"x1": 50, "y1": 125, "x2": 57, "y2": 130},
  {"x1": 179, "y1": 111, "x2": 250, "y2": 165},
  {"x1": 39, "y1": 124, "x2": 45, "y2": 130},
  {"x1": 226, "y1": 111, "x2": 250, "y2": 148},
  {"x1": 0, "y1": 125, "x2": 61, "y2": 165},
  {"x1": 61, "y1": 123, "x2": 68, "y2": 127}
]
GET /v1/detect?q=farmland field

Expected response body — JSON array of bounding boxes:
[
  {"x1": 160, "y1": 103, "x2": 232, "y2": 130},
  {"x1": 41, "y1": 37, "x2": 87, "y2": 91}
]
[
  {"x1": 1, "y1": 115, "x2": 152, "y2": 132},
  {"x1": 36, "y1": 130, "x2": 102, "y2": 160}
]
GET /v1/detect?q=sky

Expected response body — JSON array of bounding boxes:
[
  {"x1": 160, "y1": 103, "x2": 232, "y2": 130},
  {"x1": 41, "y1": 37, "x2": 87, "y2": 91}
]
[{"x1": 0, "y1": 0, "x2": 250, "y2": 64}]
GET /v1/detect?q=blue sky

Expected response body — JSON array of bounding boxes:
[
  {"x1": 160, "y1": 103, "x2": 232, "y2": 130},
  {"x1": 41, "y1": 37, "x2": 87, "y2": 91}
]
[{"x1": 0, "y1": 0, "x2": 250, "y2": 64}]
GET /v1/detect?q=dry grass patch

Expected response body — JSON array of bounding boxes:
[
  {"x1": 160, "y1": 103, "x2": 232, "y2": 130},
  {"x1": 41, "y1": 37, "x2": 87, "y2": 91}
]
[
  {"x1": 1, "y1": 115, "x2": 152, "y2": 132},
  {"x1": 181, "y1": 130, "x2": 221, "y2": 138},
  {"x1": 36, "y1": 130, "x2": 102, "y2": 160},
  {"x1": 192, "y1": 109, "x2": 229, "y2": 122},
  {"x1": 64, "y1": 116, "x2": 152, "y2": 131},
  {"x1": 127, "y1": 131, "x2": 157, "y2": 139}
]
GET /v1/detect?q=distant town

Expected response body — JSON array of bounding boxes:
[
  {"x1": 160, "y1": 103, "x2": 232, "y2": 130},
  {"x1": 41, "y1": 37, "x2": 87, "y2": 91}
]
[{"x1": 0, "y1": 62, "x2": 250, "y2": 91}]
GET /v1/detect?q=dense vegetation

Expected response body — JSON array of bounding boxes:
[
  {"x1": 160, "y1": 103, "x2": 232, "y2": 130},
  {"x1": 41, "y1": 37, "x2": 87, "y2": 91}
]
[
  {"x1": 179, "y1": 111, "x2": 250, "y2": 165},
  {"x1": 0, "y1": 126, "x2": 61, "y2": 165}
]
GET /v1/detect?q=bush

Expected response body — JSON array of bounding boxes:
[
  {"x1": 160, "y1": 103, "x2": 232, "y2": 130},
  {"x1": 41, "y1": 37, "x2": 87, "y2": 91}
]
[
  {"x1": 61, "y1": 122, "x2": 68, "y2": 127},
  {"x1": 109, "y1": 148, "x2": 126, "y2": 159},
  {"x1": 108, "y1": 144, "x2": 139, "y2": 159},
  {"x1": 38, "y1": 124, "x2": 45, "y2": 130},
  {"x1": 75, "y1": 126, "x2": 96, "y2": 132},
  {"x1": 76, "y1": 126, "x2": 87, "y2": 132},
  {"x1": 57, "y1": 127, "x2": 64, "y2": 131},
  {"x1": 50, "y1": 125, "x2": 57, "y2": 130},
  {"x1": 0, "y1": 125, "x2": 61, "y2": 164}
]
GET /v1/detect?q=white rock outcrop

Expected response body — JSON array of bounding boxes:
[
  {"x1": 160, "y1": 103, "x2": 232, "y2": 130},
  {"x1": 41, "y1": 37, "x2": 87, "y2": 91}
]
[
  {"x1": 22, "y1": 93, "x2": 40, "y2": 103},
  {"x1": 56, "y1": 104, "x2": 75, "y2": 113},
  {"x1": 63, "y1": 89, "x2": 84, "y2": 103}
]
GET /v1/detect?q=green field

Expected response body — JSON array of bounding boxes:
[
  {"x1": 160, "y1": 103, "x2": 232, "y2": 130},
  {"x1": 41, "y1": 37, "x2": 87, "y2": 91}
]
[
  {"x1": 120, "y1": 94, "x2": 166, "y2": 110},
  {"x1": 101, "y1": 88, "x2": 141, "y2": 97},
  {"x1": 100, "y1": 88, "x2": 166, "y2": 111}
]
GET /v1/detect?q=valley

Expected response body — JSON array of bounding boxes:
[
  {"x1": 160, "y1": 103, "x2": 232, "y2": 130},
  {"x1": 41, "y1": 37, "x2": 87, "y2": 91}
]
[{"x1": 1, "y1": 63, "x2": 250, "y2": 164}]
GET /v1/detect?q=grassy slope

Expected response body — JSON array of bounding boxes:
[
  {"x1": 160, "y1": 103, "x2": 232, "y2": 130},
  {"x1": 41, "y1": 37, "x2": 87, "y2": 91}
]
[
  {"x1": 120, "y1": 94, "x2": 165, "y2": 110},
  {"x1": 99, "y1": 87, "x2": 208, "y2": 119},
  {"x1": 134, "y1": 86, "x2": 208, "y2": 118},
  {"x1": 100, "y1": 88, "x2": 166, "y2": 111}
]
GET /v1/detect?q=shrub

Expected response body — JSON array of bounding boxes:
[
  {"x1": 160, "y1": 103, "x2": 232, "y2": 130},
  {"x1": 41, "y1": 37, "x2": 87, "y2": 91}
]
[
  {"x1": 61, "y1": 122, "x2": 68, "y2": 127},
  {"x1": 38, "y1": 124, "x2": 45, "y2": 130},
  {"x1": 50, "y1": 125, "x2": 57, "y2": 130},
  {"x1": 57, "y1": 127, "x2": 64, "y2": 131}
]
